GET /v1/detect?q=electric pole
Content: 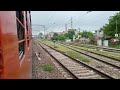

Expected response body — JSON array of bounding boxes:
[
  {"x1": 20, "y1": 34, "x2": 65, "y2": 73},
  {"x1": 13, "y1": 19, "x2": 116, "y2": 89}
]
[
  {"x1": 116, "y1": 19, "x2": 118, "y2": 37},
  {"x1": 65, "y1": 24, "x2": 67, "y2": 31},
  {"x1": 71, "y1": 17, "x2": 73, "y2": 29},
  {"x1": 78, "y1": 28, "x2": 80, "y2": 33},
  {"x1": 43, "y1": 25, "x2": 46, "y2": 39}
]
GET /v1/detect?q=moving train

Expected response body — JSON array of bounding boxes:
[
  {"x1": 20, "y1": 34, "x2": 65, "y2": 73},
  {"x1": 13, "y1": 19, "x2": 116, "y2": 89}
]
[{"x1": 0, "y1": 11, "x2": 32, "y2": 79}]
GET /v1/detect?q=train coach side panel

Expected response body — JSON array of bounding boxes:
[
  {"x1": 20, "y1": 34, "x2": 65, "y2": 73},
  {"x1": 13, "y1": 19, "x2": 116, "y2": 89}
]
[{"x1": 0, "y1": 11, "x2": 20, "y2": 79}]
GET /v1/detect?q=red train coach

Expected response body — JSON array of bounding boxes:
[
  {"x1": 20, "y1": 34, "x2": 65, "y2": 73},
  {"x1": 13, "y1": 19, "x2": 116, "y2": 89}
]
[{"x1": 0, "y1": 11, "x2": 32, "y2": 79}]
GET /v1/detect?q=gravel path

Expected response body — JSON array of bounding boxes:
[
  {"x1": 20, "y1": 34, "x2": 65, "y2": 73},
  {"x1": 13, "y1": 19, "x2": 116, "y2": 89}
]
[{"x1": 32, "y1": 41, "x2": 65, "y2": 79}]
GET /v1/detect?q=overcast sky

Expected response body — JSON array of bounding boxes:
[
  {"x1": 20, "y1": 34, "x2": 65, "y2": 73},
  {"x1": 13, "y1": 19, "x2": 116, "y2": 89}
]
[{"x1": 31, "y1": 11, "x2": 120, "y2": 35}]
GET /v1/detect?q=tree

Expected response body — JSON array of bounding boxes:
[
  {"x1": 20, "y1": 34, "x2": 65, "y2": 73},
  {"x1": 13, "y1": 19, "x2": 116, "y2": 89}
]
[
  {"x1": 38, "y1": 32, "x2": 43, "y2": 38},
  {"x1": 75, "y1": 34, "x2": 78, "y2": 39},
  {"x1": 53, "y1": 33, "x2": 58, "y2": 37},
  {"x1": 57, "y1": 34, "x2": 67, "y2": 41},
  {"x1": 64, "y1": 33, "x2": 69, "y2": 38},
  {"x1": 51, "y1": 33, "x2": 58, "y2": 41},
  {"x1": 39, "y1": 32, "x2": 43, "y2": 36},
  {"x1": 67, "y1": 30, "x2": 75, "y2": 40},
  {"x1": 79, "y1": 31, "x2": 94, "y2": 38},
  {"x1": 102, "y1": 12, "x2": 120, "y2": 39}
]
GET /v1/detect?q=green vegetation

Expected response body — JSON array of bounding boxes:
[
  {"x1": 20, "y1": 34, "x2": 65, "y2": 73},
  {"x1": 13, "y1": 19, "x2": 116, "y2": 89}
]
[
  {"x1": 51, "y1": 33, "x2": 67, "y2": 41},
  {"x1": 78, "y1": 31, "x2": 94, "y2": 38},
  {"x1": 40, "y1": 64, "x2": 54, "y2": 72},
  {"x1": 39, "y1": 40, "x2": 120, "y2": 61},
  {"x1": 37, "y1": 33, "x2": 44, "y2": 39},
  {"x1": 57, "y1": 34, "x2": 67, "y2": 41},
  {"x1": 68, "y1": 44, "x2": 120, "y2": 61},
  {"x1": 51, "y1": 33, "x2": 58, "y2": 41},
  {"x1": 102, "y1": 12, "x2": 120, "y2": 39},
  {"x1": 66, "y1": 51, "x2": 90, "y2": 62},
  {"x1": 66, "y1": 30, "x2": 75, "y2": 40},
  {"x1": 41, "y1": 40, "x2": 91, "y2": 62},
  {"x1": 51, "y1": 30, "x2": 75, "y2": 41},
  {"x1": 77, "y1": 31, "x2": 95, "y2": 44},
  {"x1": 101, "y1": 12, "x2": 120, "y2": 48},
  {"x1": 109, "y1": 44, "x2": 120, "y2": 49}
]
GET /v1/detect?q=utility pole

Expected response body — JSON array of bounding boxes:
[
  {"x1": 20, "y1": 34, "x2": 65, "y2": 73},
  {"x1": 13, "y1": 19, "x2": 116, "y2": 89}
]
[
  {"x1": 78, "y1": 28, "x2": 80, "y2": 33},
  {"x1": 43, "y1": 25, "x2": 46, "y2": 39},
  {"x1": 116, "y1": 19, "x2": 118, "y2": 37},
  {"x1": 115, "y1": 18, "x2": 118, "y2": 46},
  {"x1": 65, "y1": 24, "x2": 67, "y2": 31},
  {"x1": 71, "y1": 17, "x2": 73, "y2": 29}
]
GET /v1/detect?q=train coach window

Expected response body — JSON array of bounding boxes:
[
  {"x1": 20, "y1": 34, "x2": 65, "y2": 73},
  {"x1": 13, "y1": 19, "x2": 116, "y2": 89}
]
[
  {"x1": 16, "y1": 11, "x2": 25, "y2": 61},
  {"x1": 16, "y1": 11, "x2": 24, "y2": 25},
  {"x1": 17, "y1": 21, "x2": 25, "y2": 41},
  {"x1": 18, "y1": 42, "x2": 24, "y2": 60}
]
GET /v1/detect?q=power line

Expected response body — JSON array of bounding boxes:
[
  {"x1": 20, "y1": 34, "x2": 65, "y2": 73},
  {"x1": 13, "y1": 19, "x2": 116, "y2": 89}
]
[
  {"x1": 63, "y1": 11, "x2": 91, "y2": 29},
  {"x1": 46, "y1": 12, "x2": 88, "y2": 30},
  {"x1": 75, "y1": 11, "x2": 117, "y2": 25},
  {"x1": 32, "y1": 24, "x2": 46, "y2": 37},
  {"x1": 32, "y1": 11, "x2": 117, "y2": 35},
  {"x1": 47, "y1": 11, "x2": 56, "y2": 25}
]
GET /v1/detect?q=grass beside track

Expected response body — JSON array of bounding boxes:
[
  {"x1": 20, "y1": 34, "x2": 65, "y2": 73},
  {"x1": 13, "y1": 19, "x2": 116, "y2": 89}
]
[
  {"x1": 60, "y1": 42, "x2": 120, "y2": 60},
  {"x1": 64, "y1": 42, "x2": 120, "y2": 57},
  {"x1": 40, "y1": 64, "x2": 54, "y2": 73},
  {"x1": 38, "y1": 40, "x2": 91, "y2": 62},
  {"x1": 65, "y1": 44, "x2": 120, "y2": 61}
]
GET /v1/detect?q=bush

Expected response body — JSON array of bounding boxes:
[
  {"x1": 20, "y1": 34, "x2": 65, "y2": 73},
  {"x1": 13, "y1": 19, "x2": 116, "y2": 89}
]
[{"x1": 40, "y1": 64, "x2": 54, "y2": 72}]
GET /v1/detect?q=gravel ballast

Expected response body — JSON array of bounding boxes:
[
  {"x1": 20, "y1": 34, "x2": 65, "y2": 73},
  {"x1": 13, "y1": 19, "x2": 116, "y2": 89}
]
[{"x1": 32, "y1": 41, "x2": 65, "y2": 79}]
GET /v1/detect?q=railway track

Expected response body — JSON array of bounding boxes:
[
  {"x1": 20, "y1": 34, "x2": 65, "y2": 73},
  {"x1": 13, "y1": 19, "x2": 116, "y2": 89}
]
[
  {"x1": 61, "y1": 42, "x2": 120, "y2": 61},
  {"x1": 36, "y1": 40, "x2": 114, "y2": 79},
  {"x1": 74, "y1": 43, "x2": 120, "y2": 53},
  {"x1": 57, "y1": 43, "x2": 120, "y2": 79},
  {"x1": 60, "y1": 43, "x2": 120, "y2": 68}
]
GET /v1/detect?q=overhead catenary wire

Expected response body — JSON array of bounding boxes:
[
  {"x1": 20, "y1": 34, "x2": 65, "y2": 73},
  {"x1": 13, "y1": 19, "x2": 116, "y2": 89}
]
[
  {"x1": 44, "y1": 11, "x2": 90, "y2": 32},
  {"x1": 32, "y1": 11, "x2": 98, "y2": 34},
  {"x1": 32, "y1": 11, "x2": 119, "y2": 35}
]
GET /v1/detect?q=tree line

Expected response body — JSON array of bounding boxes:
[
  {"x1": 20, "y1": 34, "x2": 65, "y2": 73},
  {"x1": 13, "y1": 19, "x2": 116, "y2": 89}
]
[{"x1": 51, "y1": 30, "x2": 94, "y2": 41}]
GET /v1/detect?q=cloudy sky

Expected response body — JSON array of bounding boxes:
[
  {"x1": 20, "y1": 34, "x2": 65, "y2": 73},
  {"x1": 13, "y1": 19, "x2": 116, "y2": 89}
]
[{"x1": 31, "y1": 11, "x2": 119, "y2": 35}]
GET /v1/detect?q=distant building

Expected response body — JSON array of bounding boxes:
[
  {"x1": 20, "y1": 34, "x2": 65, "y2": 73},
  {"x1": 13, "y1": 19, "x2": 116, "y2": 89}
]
[
  {"x1": 95, "y1": 29, "x2": 110, "y2": 46},
  {"x1": 47, "y1": 32, "x2": 54, "y2": 39},
  {"x1": 95, "y1": 29, "x2": 104, "y2": 38},
  {"x1": 94, "y1": 29, "x2": 103, "y2": 45},
  {"x1": 79, "y1": 37, "x2": 90, "y2": 43}
]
